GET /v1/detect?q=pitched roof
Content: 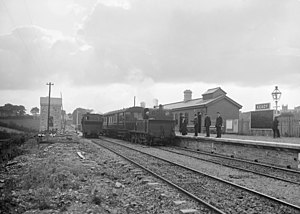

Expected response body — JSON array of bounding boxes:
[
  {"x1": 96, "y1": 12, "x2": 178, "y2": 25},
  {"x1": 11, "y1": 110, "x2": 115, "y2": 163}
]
[
  {"x1": 163, "y1": 96, "x2": 218, "y2": 110},
  {"x1": 202, "y1": 87, "x2": 226, "y2": 96},
  {"x1": 163, "y1": 95, "x2": 242, "y2": 110}
]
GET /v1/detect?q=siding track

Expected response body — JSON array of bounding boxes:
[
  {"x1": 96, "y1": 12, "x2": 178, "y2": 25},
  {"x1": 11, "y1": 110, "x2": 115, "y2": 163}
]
[
  {"x1": 93, "y1": 137, "x2": 300, "y2": 214},
  {"x1": 159, "y1": 146, "x2": 300, "y2": 185}
]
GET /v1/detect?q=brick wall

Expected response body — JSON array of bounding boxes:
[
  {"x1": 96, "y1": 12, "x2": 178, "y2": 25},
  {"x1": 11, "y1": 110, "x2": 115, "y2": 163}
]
[{"x1": 175, "y1": 136, "x2": 300, "y2": 170}]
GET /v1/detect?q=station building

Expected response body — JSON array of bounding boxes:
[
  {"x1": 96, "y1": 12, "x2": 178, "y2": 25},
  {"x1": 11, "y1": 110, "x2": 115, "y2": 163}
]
[
  {"x1": 163, "y1": 87, "x2": 242, "y2": 133},
  {"x1": 40, "y1": 97, "x2": 62, "y2": 132}
]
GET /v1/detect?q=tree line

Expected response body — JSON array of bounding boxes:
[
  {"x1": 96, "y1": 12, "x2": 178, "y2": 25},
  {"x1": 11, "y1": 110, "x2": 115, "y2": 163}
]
[{"x1": 0, "y1": 103, "x2": 39, "y2": 117}]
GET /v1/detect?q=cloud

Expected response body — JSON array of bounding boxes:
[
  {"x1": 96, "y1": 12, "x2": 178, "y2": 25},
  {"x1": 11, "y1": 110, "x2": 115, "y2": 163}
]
[
  {"x1": 79, "y1": 0, "x2": 300, "y2": 86},
  {"x1": 0, "y1": 25, "x2": 89, "y2": 89},
  {"x1": 1, "y1": 0, "x2": 300, "y2": 91}
]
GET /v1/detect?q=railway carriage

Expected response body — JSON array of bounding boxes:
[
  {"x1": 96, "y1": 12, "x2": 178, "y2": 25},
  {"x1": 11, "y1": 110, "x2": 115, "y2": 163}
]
[
  {"x1": 103, "y1": 106, "x2": 175, "y2": 145},
  {"x1": 103, "y1": 106, "x2": 143, "y2": 139},
  {"x1": 81, "y1": 113, "x2": 103, "y2": 138}
]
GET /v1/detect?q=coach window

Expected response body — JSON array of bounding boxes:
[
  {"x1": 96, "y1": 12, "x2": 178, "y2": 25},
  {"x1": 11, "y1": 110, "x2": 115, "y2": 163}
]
[
  {"x1": 119, "y1": 113, "x2": 124, "y2": 122},
  {"x1": 133, "y1": 112, "x2": 142, "y2": 120},
  {"x1": 125, "y1": 112, "x2": 131, "y2": 121}
]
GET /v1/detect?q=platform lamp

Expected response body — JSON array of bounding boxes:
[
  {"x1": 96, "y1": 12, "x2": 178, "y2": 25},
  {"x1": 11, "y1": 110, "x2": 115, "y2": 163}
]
[{"x1": 271, "y1": 86, "x2": 282, "y2": 116}]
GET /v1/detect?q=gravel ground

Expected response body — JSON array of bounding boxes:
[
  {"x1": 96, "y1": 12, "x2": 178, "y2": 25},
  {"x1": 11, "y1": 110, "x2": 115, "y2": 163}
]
[
  {"x1": 0, "y1": 136, "x2": 214, "y2": 214},
  {"x1": 114, "y1": 140, "x2": 300, "y2": 207}
]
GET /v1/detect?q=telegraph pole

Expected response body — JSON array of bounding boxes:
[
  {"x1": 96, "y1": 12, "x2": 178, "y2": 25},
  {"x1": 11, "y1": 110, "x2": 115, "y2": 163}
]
[{"x1": 46, "y1": 82, "x2": 54, "y2": 133}]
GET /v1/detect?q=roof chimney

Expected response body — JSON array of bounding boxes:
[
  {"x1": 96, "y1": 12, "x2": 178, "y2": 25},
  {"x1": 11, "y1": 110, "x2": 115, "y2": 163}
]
[
  {"x1": 140, "y1": 102, "x2": 146, "y2": 108},
  {"x1": 184, "y1": 90, "x2": 192, "y2": 102}
]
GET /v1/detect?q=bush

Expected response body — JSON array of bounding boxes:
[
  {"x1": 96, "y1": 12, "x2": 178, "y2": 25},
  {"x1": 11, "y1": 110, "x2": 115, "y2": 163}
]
[
  {"x1": 0, "y1": 121, "x2": 36, "y2": 133},
  {"x1": 0, "y1": 130, "x2": 11, "y2": 139},
  {"x1": 0, "y1": 132, "x2": 28, "y2": 163}
]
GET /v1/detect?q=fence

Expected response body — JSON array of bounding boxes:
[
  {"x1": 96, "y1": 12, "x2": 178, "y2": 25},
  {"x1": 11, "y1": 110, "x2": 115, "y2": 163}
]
[
  {"x1": 279, "y1": 115, "x2": 300, "y2": 137},
  {"x1": 238, "y1": 113, "x2": 300, "y2": 137}
]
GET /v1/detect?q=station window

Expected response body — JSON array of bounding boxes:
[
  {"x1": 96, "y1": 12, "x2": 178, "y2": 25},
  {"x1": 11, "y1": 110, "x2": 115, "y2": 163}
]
[{"x1": 185, "y1": 113, "x2": 189, "y2": 124}]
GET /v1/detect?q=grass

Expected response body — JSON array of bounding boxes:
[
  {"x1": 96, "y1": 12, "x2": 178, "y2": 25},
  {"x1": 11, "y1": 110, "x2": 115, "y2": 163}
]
[{"x1": 1, "y1": 138, "x2": 94, "y2": 213}]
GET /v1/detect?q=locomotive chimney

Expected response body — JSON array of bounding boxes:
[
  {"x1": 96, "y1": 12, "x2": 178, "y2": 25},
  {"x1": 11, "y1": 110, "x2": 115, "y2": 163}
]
[
  {"x1": 153, "y1": 98, "x2": 158, "y2": 108},
  {"x1": 184, "y1": 90, "x2": 192, "y2": 102}
]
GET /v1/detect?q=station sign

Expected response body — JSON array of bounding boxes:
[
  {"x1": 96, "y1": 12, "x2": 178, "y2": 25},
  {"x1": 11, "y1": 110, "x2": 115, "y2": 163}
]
[{"x1": 255, "y1": 103, "x2": 271, "y2": 111}]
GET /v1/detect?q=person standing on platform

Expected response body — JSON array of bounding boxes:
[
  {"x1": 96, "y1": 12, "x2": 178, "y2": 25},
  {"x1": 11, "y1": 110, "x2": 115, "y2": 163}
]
[
  {"x1": 204, "y1": 113, "x2": 211, "y2": 137},
  {"x1": 181, "y1": 116, "x2": 188, "y2": 136},
  {"x1": 215, "y1": 112, "x2": 223, "y2": 138},
  {"x1": 272, "y1": 117, "x2": 280, "y2": 138},
  {"x1": 193, "y1": 114, "x2": 199, "y2": 136}
]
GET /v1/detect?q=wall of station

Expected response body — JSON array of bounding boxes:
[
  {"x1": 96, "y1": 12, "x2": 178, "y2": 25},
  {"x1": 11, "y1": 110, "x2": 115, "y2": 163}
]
[{"x1": 174, "y1": 136, "x2": 300, "y2": 170}]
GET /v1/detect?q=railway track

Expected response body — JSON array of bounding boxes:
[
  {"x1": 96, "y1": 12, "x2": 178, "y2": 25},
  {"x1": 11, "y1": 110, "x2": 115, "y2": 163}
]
[
  {"x1": 159, "y1": 146, "x2": 300, "y2": 185},
  {"x1": 93, "y1": 137, "x2": 300, "y2": 214}
]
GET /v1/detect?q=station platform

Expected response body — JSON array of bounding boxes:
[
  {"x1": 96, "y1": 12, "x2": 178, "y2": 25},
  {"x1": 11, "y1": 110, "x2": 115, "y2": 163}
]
[{"x1": 174, "y1": 132, "x2": 300, "y2": 170}]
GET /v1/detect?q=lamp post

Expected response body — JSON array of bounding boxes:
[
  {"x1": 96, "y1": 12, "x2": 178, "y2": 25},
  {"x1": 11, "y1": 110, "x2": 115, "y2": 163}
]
[{"x1": 271, "y1": 86, "x2": 282, "y2": 116}]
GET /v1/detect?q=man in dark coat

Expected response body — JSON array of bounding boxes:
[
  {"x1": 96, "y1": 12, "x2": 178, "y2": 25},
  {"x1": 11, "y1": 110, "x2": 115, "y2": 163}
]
[
  {"x1": 193, "y1": 114, "x2": 198, "y2": 136},
  {"x1": 204, "y1": 113, "x2": 211, "y2": 137},
  {"x1": 181, "y1": 116, "x2": 188, "y2": 136},
  {"x1": 215, "y1": 112, "x2": 223, "y2": 138},
  {"x1": 272, "y1": 117, "x2": 280, "y2": 138}
]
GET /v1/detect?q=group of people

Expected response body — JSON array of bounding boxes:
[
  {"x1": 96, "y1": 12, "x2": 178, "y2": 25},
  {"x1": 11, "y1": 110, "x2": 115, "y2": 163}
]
[
  {"x1": 180, "y1": 112, "x2": 223, "y2": 138},
  {"x1": 180, "y1": 112, "x2": 281, "y2": 139}
]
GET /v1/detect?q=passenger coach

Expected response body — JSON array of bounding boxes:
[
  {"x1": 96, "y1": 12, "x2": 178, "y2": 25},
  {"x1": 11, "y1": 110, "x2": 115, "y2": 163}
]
[{"x1": 103, "y1": 105, "x2": 175, "y2": 145}]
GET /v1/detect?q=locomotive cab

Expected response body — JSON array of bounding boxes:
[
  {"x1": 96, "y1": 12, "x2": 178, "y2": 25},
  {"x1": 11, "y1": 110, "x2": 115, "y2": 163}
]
[{"x1": 133, "y1": 106, "x2": 175, "y2": 145}]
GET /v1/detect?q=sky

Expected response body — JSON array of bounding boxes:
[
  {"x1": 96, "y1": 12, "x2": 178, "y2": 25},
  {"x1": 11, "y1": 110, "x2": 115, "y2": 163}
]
[{"x1": 0, "y1": 0, "x2": 300, "y2": 114}]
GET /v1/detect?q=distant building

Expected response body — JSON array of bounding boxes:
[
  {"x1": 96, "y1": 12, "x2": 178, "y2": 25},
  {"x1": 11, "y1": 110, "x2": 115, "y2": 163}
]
[
  {"x1": 163, "y1": 87, "x2": 242, "y2": 133},
  {"x1": 295, "y1": 106, "x2": 300, "y2": 113},
  {"x1": 281, "y1": 104, "x2": 300, "y2": 114},
  {"x1": 281, "y1": 105, "x2": 288, "y2": 113},
  {"x1": 72, "y1": 108, "x2": 93, "y2": 130},
  {"x1": 40, "y1": 97, "x2": 62, "y2": 132}
]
